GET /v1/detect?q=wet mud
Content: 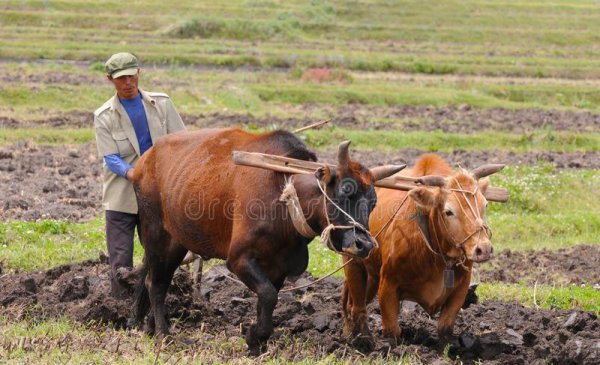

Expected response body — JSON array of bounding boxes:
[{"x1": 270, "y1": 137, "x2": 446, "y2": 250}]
[{"x1": 0, "y1": 259, "x2": 598, "y2": 364}]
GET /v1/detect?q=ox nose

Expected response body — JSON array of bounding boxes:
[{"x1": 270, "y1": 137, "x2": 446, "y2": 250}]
[
  {"x1": 472, "y1": 242, "x2": 493, "y2": 263},
  {"x1": 342, "y1": 234, "x2": 375, "y2": 258}
]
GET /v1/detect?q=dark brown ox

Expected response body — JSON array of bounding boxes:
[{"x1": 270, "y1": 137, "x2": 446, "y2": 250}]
[
  {"x1": 342, "y1": 154, "x2": 502, "y2": 347},
  {"x1": 129, "y1": 128, "x2": 402, "y2": 354}
]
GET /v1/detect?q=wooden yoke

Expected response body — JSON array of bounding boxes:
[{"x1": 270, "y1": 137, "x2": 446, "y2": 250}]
[{"x1": 232, "y1": 151, "x2": 509, "y2": 203}]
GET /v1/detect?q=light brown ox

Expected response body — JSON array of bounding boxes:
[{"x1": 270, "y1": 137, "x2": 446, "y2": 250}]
[{"x1": 342, "y1": 154, "x2": 503, "y2": 345}]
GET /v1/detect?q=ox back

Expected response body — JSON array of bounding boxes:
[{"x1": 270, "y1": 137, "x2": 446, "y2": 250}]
[{"x1": 134, "y1": 128, "x2": 316, "y2": 262}]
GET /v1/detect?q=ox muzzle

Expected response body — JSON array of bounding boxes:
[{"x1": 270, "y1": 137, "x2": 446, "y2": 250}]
[{"x1": 339, "y1": 225, "x2": 377, "y2": 258}]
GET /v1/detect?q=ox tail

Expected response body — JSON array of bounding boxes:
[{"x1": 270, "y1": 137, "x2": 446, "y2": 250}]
[{"x1": 129, "y1": 255, "x2": 150, "y2": 329}]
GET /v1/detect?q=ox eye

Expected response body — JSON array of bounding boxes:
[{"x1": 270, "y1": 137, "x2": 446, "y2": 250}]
[{"x1": 445, "y1": 209, "x2": 454, "y2": 217}]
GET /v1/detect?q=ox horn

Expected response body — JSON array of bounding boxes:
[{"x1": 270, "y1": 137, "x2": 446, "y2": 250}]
[
  {"x1": 370, "y1": 164, "x2": 406, "y2": 181},
  {"x1": 416, "y1": 175, "x2": 446, "y2": 187},
  {"x1": 337, "y1": 140, "x2": 351, "y2": 167},
  {"x1": 471, "y1": 164, "x2": 506, "y2": 180}
]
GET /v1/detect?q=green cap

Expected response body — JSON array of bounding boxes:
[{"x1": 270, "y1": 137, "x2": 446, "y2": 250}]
[{"x1": 105, "y1": 52, "x2": 139, "y2": 78}]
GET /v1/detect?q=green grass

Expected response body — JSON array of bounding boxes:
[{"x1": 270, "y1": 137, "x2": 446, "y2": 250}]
[
  {"x1": 1, "y1": 61, "x2": 600, "y2": 125},
  {"x1": 2, "y1": 61, "x2": 600, "y2": 125},
  {"x1": 304, "y1": 128, "x2": 600, "y2": 153},
  {"x1": 2, "y1": 127, "x2": 599, "y2": 154},
  {"x1": 2, "y1": 1, "x2": 600, "y2": 78},
  {"x1": 478, "y1": 283, "x2": 600, "y2": 315},
  {"x1": 0, "y1": 128, "x2": 96, "y2": 145},
  {"x1": 0, "y1": 315, "x2": 419, "y2": 364},
  {"x1": 0, "y1": 217, "x2": 143, "y2": 272},
  {"x1": 489, "y1": 165, "x2": 600, "y2": 250}
]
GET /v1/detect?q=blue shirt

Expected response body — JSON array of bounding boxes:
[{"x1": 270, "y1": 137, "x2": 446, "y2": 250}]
[
  {"x1": 103, "y1": 92, "x2": 153, "y2": 179},
  {"x1": 120, "y1": 93, "x2": 152, "y2": 155}
]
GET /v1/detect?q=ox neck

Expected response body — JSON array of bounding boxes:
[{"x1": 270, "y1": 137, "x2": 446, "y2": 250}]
[{"x1": 291, "y1": 174, "x2": 327, "y2": 236}]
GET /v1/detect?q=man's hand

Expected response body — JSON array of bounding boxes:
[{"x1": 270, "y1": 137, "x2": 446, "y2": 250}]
[{"x1": 125, "y1": 169, "x2": 134, "y2": 181}]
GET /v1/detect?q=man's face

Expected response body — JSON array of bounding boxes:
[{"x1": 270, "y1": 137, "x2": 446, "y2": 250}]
[{"x1": 108, "y1": 69, "x2": 139, "y2": 99}]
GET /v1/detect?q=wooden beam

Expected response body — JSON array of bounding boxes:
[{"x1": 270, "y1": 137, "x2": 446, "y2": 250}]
[{"x1": 232, "y1": 151, "x2": 509, "y2": 203}]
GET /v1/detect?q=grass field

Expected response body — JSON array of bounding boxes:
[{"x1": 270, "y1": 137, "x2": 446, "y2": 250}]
[{"x1": 1, "y1": 0, "x2": 599, "y2": 363}]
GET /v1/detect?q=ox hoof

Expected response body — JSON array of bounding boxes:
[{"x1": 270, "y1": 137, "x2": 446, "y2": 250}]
[
  {"x1": 143, "y1": 318, "x2": 156, "y2": 336},
  {"x1": 350, "y1": 334, "x2": 375, "y2": 353},
  {"x1": 154, "y1": 332, "x2": 173, "y2": 345},
  {"x1": 126, "y1": 317, "x2": 142, "y2": 330},
  {"x1": 437, "y1": 331, "x2": 459, "y2": 351},
  {"x1": 382, "y1": 330, "x2": 402, "y2": 347},
  {"x1": 245, "y1": 324, "x2": 268, "y2": 356}
]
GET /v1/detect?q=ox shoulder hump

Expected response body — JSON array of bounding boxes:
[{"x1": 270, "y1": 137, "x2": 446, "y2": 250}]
[
  {"x1": 93, "y1": 101, "x2": 111, "y2": 117},
  {"x1": 147, "y1": 91, "x2": 169, "y2": 98}
]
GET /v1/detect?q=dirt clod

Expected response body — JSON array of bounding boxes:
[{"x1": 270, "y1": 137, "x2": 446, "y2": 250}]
[
  {"x1": 479, "y1": 245, "x2": 600, "y2": 287},
  {"x1": 1, "y1": 260, "x2": 598, "y2": 364}
]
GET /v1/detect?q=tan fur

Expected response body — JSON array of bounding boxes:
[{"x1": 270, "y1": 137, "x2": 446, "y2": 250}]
[{"x1": 342, "y1": 153, "x2": 493, "y2": 345}]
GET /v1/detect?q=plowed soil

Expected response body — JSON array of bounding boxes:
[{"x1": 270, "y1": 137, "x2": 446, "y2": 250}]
[
  {"x1": 1, "y1": 142, "x2": 598, "y2": 222},
  {"x1": 3, "y1": 105, "x2": 600, "y2": 133},
  {"x1": 479, "y1": 245, "x2": 600, "y2": 287},
  {"x1": 0, "y1": 142, "x2": 102, "y2": 221},
  {"x1": 0, "y1": 258, "x2": 598, "y2": 364}
]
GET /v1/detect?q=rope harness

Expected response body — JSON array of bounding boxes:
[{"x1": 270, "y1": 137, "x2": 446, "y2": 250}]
[
  {"x1": 273, "y1": 174, "x2": 376, "y2": 292},
  {"x1": 279, "y1": 175, "x2": 373, "y2": 251},
  {"x1": 415, "y1": 178, "x2": 492, "y2": 272},
  {"x1": 216, "y1": 171, "x2": 494, "y2": 293}
]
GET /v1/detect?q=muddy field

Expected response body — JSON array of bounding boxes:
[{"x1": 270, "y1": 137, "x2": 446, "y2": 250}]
[
  {"x1": 0, "y1": 142, "x2": 102, "y2": 221},
  {"x1": 2, "y1": 108, "x2": 599, "y2": 362},
  {"x1": 0, "y1": 250, "x2": 598, "y2": 364},
  {"x1": 1, "y1": 140, "x2": 599, "y2": 222},
  {"x1": 3, "y1": 105, "x2": 600, "y2": 133},
  {"x1": 479, "y1": 245, "x2": 600, "y2": 287}
]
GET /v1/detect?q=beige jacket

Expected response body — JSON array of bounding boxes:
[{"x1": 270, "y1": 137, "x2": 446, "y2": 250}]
[{"x1": 94, "y1": 89, "x2": 185, "y2": 214}]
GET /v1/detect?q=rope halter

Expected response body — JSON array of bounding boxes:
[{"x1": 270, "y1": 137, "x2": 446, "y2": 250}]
[
  {"x1": 416, "y1": 176, "x2": 492, "y2": 270},
  {"x1": 279, "y1": 174, "x2": 374, "y2": 252},
  {"x1": 443, "y1": 178, "x2": 492, "y2": 249}
]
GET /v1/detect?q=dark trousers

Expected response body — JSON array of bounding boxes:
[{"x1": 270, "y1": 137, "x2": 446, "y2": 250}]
[{"x1": 105, "y1": 210, "x2": 141, "y2": 297}]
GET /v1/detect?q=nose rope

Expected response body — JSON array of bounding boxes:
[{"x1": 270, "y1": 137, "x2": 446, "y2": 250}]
[
  {"x1": 315, "y1": 176, "x2": 376, "y2": 250},
  {"x1": 445, "y1": 178, "x2": 492, "y2": 250}
]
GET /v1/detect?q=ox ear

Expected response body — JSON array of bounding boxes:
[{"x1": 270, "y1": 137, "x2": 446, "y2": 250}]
[
  {"x1": 408, "y1": 187, "x2": 439, "y2": 210},
  {"x1": 337, "y1": 140, "x2": 351, "y2": 168},
  {"x1": 315, "y1": 166, "x2": 332, "y2": 185},
  {"x1": 479, "y1": 177, "x2": 490, "y2": 195}
]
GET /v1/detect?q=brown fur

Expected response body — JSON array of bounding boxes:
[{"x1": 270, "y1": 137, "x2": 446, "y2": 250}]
[
  {"x1": 342, "y1": 153, "x2": 493, "y2": 347},
  {"x1": 130, "y1": 128, "x2": 382, "y2": 354}
]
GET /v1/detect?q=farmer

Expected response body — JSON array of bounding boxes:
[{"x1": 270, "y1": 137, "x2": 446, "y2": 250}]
[{"x1": 94, "y1": 52, "x2": 186, "y2": 298}]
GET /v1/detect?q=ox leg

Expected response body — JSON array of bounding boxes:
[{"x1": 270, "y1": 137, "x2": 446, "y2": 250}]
[
  {"x1": 228, "y1": 256, "x2": 278, "y2": 355},
  {"x1": 146, "y1": 243, "x2": 188, "y2": 338},
  {"x1": 378, "y1": 276, "x2": 401, "y2": 342},
  {"x1": 437, "y1": 277, "x2": 470, "y2": 346},
  {"x1": 342, "y1": 260, "x2": 371, "y2": 339}
]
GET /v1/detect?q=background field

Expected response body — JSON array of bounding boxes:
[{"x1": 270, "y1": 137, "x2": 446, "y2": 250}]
[{"x1": 0, "y1": 0, "x2": 599, "y2": 364}]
